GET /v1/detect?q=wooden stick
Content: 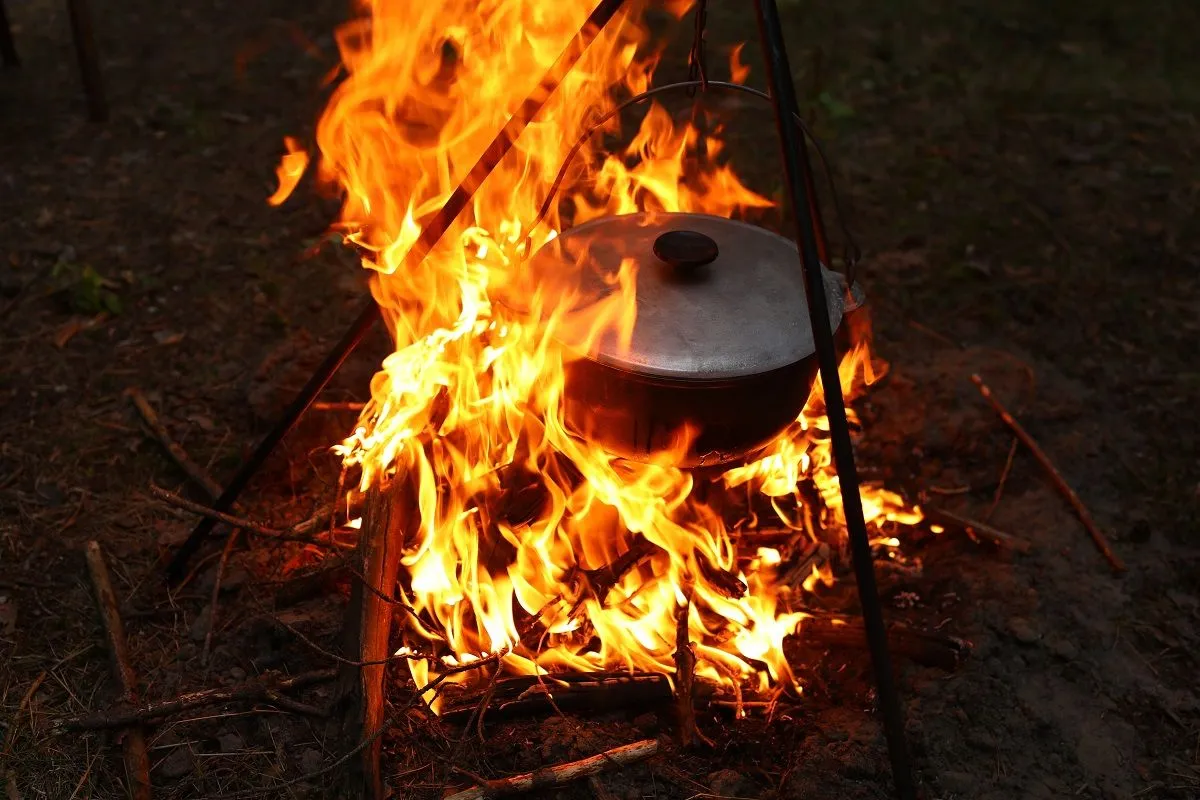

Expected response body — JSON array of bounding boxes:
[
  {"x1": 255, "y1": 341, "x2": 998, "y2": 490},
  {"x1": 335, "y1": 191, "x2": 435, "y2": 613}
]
[
  {"x1": 672, "y1": 593, "x2": 709, "y2": 749},
  {"x1": 334, "y1": 481, "x2": 411, "y2": 800},
  {"x1": 201, "y1": 529, "x2": 240, "y2": 665},
  {"x1": 696, "y1": 557, "x2": 747, "y2": 600},
  {"x1": 83, "y1": 542, "x2": 151, "y2": 800},
  {"x1": 2, "y1": 672, "x2": 46, "y2": 755},
  {"x1": 66, "y1": 0, "x2": 107, "y2": 121},
  {"x1": 53, "y1": 668, "x2": 337, "y2": 731},
  {"x1": 985, "y1": 438, "x2": 1019, "y2": 520},
  {"x1": 923, "y1": 506, "x2": 1032, "y2": 554},
  {"x1": 127, "y1": 389, "x2": 223, "y2": 501},
  {"x1": 443, "y1": 739, "x2": 659, "y2": 800},
  {"x1": 798, "y1": 615, "x2": 969, "y2": 671},
  {"x1": 577, "y1": 538, "x2": 659, "y2": 603},
  {"x1": 970, "y1": 374, "x2": 1126, "y2": 572},
  {"x1": 148, "y1": 484, "x2": 337, "y2": 546}
]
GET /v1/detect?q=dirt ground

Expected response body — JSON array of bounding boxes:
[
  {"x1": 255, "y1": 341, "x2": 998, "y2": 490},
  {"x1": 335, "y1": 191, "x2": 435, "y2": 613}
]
[{"x1": 1, "y1": 0, "x2": 1197, "y2": 798}]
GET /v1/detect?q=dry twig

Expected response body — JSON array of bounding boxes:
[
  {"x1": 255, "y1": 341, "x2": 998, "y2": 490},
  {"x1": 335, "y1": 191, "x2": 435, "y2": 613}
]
[
  {"x1": 986, "y1": 438, "x2": 1020, "y2": 520},
  {"x1": 54, "y1": 669, "x2": 337, "y2": 731},
  {"x1": 201, "y1": 529, "x2": 240, "y2": 665},
  {"x1": 923, "y1": 506, "x2": 1032, "y2": 554},
  {"x1": 443, "y1": 739, "x2": 659, "y2": 800},
  {"x1": 970, "y1": 374, "x2": 1125, "y2": 572},
  {"x1": 2, "y1": 671, "x2": 46, "y2": 755},
  {"x1": 83, "y1": 541, "x2": 151, "y2": 800},
  {"x1": 126, "y1": 388, "x2": 223, "y2": 500},
  {"x1": 148, "y1": 484, "x2": 337, "y2": 545}
]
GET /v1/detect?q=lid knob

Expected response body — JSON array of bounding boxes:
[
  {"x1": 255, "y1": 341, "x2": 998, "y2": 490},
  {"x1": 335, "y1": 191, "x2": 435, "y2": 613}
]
[{"x1": 653, "y1": 230, "x2": 719, "y2": 272}]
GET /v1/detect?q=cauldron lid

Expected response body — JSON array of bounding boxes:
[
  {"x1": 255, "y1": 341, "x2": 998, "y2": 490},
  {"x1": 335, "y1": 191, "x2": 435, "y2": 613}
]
[{"x1": 520, "y1": 212, "x2": 854, "y2": 381}]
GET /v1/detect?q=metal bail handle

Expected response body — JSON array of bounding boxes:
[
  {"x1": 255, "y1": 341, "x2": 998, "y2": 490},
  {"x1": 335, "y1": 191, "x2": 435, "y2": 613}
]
[{"x1": 522, "y1": 80, "x2": 861, "y2": 289}]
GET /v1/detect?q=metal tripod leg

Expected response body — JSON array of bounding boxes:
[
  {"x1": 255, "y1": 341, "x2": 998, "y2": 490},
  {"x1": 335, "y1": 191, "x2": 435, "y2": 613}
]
[
  {"x1": 751, "y1": 1, "x2": 917, "y2": 797},
  {"x1": 0, "y1": 0, "x2": 19, "y2": 68}
]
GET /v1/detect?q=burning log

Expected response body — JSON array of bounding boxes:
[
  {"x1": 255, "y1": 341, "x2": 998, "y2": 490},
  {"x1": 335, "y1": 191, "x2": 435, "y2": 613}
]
[
  {"x1": 778, "y1": 541, "x2": 830, "y2": 590},
  {"x1": 83, "y1": 542, "x2": 151, "y2": 800},
  {"x1": 696, "y1": 557, "x2": 747, "y2": 600},
  {"x1": 443, "y1": 738, "x2": 658, "y2": 800},
  {"x1": 574, "y1": 537, "x2": 660, "y2": 607},
  {"x1": 439, "y1": 672, "x2": 673, "y2": 723},
  {"x1": 797, "y1": 615, "x2": 969, "y2": 671},
  {"x1": 333, "y1": 480, "x2": 414, "y2": 800}
]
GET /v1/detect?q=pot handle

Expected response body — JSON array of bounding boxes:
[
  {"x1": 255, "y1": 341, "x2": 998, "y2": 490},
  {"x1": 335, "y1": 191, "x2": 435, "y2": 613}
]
[{"x1": 521, "y1": 79, "x2": 862, "y2": 288}]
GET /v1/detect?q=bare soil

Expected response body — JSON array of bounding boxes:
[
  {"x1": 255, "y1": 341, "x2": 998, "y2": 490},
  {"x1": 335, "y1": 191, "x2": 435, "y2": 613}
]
[{"x1": 1, "y1": 0, "x2": 1197, "y2": 798}]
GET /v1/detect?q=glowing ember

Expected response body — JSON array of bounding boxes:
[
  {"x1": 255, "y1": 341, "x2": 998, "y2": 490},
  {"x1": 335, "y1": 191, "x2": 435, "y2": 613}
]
[{"x1": 272, "y1": 0, "x2": 921, "y2": 709}]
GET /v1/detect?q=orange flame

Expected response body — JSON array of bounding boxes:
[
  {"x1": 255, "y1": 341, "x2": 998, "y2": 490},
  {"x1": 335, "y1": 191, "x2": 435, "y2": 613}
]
[
  {"x1": 278, "y1": 0, "x2": 920, "y2": 708},
  {"x1": 267, "y1": 136, "x2": 309, "y2": 206}
]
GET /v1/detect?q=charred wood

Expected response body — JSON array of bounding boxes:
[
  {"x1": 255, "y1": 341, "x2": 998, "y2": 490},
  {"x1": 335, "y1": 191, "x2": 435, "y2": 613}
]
[{"x1": 439, "y1": 672, "x2": 675, "y2": 723}]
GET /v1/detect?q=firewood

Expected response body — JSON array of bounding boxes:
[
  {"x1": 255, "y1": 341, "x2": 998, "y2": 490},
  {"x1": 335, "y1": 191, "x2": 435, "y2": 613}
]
[
  {"x1": 83, "y1": 542, "x2": 151, "y2": 800},
  {"x1": 673, "y1": 596, "x2": 702, "y2": 748},
  {"x1": 923, "y1": 506, "x2": 1032, "y2": 554},
  {"x1": 439, "y1": 672, "x2": 673, "y2": 723},
  {"x1": 149, "y1": 484, "x2": 339, "y2": 546},
  {"x1": 971, "y1": 373, "x2": 1124, "y2": 572},
  {"x1": 442, "y1": 739, "x2": 659, "y2": 800},
  {"x1": 797, "y1": 615, "x2": 969, "y2": 671},
  {"x1": 696, "y1": 557, "x2": 747, "y2": 600},
  {"x1": 127, "y1": 389, "x2": 223, "y2": 501},
  {"x1": 333, "y1": 480, "x2": 414, "y2": 800},
  {"x1": 778, "y1": 541, "x2": 830, "y2": 590},
  {"x1": 574, "y1": 537, "x2": 660, "y2": 607}
]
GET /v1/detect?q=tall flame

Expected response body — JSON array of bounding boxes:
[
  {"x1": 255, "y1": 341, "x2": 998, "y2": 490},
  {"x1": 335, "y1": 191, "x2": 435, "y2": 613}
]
[{"x1": 274, "y1": 0, "x2": 919, "y2": 707}]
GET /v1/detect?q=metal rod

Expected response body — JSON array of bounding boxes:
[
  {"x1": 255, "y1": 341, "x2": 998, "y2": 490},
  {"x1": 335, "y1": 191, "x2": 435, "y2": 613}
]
[
  {"x1": 0, "y1": 0, "x2": 19, "y2": 68},
  {"x1": 167, "y1": 0, "x2": 633, "y2": 583},
  {"x1": 750, "y1": 2, "x2": 916, "y2": 798}
]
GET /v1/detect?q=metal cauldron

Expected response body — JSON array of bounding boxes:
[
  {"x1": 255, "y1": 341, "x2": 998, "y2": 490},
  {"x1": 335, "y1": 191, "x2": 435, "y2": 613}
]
[{"x1": 514, "y1": 211, "x2": 863, "y2": 467}]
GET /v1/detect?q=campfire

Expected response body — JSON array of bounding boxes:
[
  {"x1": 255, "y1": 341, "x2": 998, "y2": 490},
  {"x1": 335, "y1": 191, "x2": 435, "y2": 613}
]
[
  {"x1": 27, "y1": 2, "x2": 1143, "y2": 799},
  {"x1": 266, "y1": 0, "x2": 924, "y2": 715}
]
